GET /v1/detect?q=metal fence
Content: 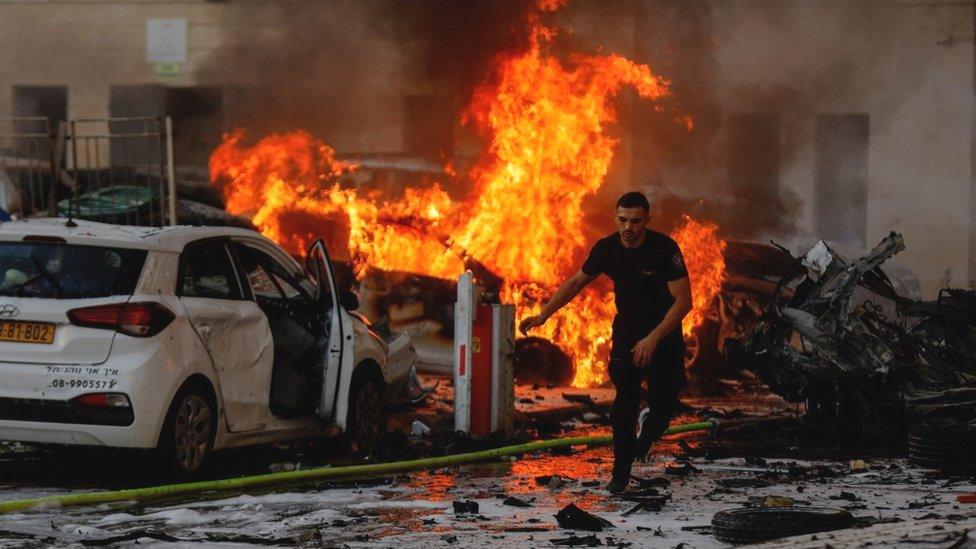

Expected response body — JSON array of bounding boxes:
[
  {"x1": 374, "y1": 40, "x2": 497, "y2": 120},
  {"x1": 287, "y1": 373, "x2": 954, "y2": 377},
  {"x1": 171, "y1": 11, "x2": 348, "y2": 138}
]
[
  {"x1": 0, "y1": 117, "x2": 62, "y2": 218},
  {"x1": 0, "y1": 116, "x2": 176, "y2": 226}
]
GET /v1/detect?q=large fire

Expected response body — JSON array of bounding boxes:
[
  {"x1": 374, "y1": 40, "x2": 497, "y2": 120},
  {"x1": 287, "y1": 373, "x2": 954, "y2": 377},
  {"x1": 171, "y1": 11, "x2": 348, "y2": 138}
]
[{"x1": 209, "y1": 1, "x2": 725, "y2": 388}]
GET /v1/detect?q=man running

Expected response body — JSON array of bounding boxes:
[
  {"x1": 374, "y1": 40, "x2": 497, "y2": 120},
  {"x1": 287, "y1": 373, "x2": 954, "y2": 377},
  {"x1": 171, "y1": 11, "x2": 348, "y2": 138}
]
[{"x1": 519, "y1": 191, "x2": 692, "y2": 494}]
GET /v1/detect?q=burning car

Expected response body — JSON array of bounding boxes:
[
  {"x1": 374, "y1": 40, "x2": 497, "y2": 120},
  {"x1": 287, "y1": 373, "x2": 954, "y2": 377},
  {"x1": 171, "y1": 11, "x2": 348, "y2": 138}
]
[
  {"x1": 0, "y1": 219, "x2": 414, "y2": 474},
  {"x1": 681, "y1": 239, "x2": 795, "y2": 389}
]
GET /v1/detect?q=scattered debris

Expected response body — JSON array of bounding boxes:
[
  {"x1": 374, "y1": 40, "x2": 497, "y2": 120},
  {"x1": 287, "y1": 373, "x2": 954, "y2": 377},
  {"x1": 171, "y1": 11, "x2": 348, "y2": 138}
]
[
  {"x1": 503, "y1": 496, "x2": 534, "y2": 508},
  {"x1": 665, "y1": 463, "x2": 696, "y2": 477},
  {"x1": 551, "y1": 533, "x2": 603, "y2": 546},
  {"x1": 268, "y1": 462, "x2": 297, "y2": 473},
  {"x1": 453, "y1": 500, "x2": 480, "y2": 514},
  {"x1": 581, "y1": 412, "x2": 604, "y2": 423},
  {"x1": 758, "y1": 496, "x2": 795, "y2": 508},
  {"x1": 850, "y1": 459, "x2": 868, "y2": 471},
  {"x1": 715, "y1": 477, "x2": 773, "y2": 489},
  {"x1": 631, "y1": 475, "x2": 670, "y2": 488},
  {"x1": 536, "y1": 475, "x2": 571, "y2": 489},
  {"x1": 406, "y1": 366, "x2": 439, "y2": 403},
  {"x1": 562, "y1": 393, "x2": 597, "y2": 408},
  {"x1": 555, "y1": 504, "x2": 614, "y2": 532},
  {"x1": 621, "y1": 495, "x2": 669, "y2": 516},
  {"x1": 411, "y1": 420, "x2": 431, "y2": 437}
]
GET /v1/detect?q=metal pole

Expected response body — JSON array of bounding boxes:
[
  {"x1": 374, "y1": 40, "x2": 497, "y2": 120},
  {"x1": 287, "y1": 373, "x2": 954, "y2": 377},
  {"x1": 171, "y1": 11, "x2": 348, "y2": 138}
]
[
  {"x1": 164, "y1": 116, "x2": 177, "y2": 225},
  {"x1": 49, "y1": 121, "x2": 65, "y2": 217}
]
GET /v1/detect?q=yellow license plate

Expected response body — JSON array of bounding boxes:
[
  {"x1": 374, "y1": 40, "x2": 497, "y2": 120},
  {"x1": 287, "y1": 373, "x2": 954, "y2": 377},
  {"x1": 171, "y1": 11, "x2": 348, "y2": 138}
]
[{"x1": 0, "y1": 321, "x2": 56, "y2": 344}]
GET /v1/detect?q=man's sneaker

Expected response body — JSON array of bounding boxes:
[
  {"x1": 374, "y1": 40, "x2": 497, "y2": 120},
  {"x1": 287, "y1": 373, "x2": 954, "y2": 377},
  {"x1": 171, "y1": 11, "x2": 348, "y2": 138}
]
[
  {"x1": 635, "y1": 406, "x2": 650, "y2": 439},
  {"x1": 605, "y1": 477, "x2": 628, "y2": 494},
  {"x1": 633, "y1": 406, "x2": 655, "y2": 463}
]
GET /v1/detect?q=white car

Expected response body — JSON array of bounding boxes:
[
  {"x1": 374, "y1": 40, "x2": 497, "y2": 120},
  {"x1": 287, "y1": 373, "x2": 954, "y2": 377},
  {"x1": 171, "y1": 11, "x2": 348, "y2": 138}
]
[{"x1": 0, "y1": 219, "x2": 413, "y2": 474}]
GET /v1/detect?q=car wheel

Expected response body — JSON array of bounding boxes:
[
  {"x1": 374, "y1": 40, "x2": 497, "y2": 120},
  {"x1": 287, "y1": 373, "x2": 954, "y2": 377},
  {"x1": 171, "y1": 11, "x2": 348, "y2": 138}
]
[
  {"x1": 347, "y1": 373, "x2": 387, "y2": 454},
  {"x1": 514, "y1": 337, "x2": 574, "y2": 386},
  {"x1": 711, "y1": 507, "x2": 854, "y2": 543},
  {"x1": 158, "y1": 386, "x2": 215, "y2": 476}
]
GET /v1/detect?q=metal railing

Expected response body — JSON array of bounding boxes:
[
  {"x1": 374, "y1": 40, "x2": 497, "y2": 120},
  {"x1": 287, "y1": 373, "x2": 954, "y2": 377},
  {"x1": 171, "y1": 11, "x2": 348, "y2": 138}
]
[
  {"x1": 0, "y1": 116, "x2": 176, "y2": 226},
  {"x1": 0, "y1": 117, "x2": 62, "y2": 217}
]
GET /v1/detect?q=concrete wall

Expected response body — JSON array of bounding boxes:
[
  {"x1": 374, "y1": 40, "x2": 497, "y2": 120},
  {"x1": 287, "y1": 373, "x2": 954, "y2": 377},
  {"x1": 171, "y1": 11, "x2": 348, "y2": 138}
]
[{"x1": 709, "y1": 1, "x2": 973, "y2": 296}]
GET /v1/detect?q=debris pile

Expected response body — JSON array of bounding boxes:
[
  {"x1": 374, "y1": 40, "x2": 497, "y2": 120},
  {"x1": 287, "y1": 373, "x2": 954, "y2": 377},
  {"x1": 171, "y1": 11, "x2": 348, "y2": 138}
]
[{"x1": 727, "y1": 232, "x2": 976, "y2": 451}]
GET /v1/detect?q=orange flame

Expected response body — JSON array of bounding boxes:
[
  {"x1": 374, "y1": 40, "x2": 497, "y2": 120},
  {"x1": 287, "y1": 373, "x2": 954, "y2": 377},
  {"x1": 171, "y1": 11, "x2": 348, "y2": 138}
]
[
  {"x1": 209, "y1": 3, "x2": 726, "y2": 388},
  {"x1": 672, "y1": 216, "x2": 727, "y2": 337}
]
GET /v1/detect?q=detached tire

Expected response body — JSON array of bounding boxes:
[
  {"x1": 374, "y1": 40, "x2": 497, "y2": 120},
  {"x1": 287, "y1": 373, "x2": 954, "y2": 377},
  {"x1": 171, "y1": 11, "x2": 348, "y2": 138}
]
[
  {"x1": 909, "y1": 419, "x2": 976, "y2": 472},
  {"x1": 157, "y1": 383, "x2": 216, "y2": 477},
  {"x1": 514, "y1": 337, "x2": 574, "y2": 386},
  {"x1": 711, "y1": 507, "x2": 854, "y2": 544},
  {"x1": 347, "y1": 370, "x2": 387, "y2": 454}
]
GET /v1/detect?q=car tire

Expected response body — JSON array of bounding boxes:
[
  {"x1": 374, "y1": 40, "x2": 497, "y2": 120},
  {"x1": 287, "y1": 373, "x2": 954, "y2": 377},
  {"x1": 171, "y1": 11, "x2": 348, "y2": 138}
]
[
  {"x1": 347, "y1": 370, "x2": 387, "y2": 455},
  {"x1": 909, "y1": 419, "x2": 976, "y2": 472},
  {"x1": 685, "y1": 320, "x2": 719, "y2": 371},
  {"x1": 711, "y1": 507, "x2": 854, "y2": 543},
  {"x1": 514, "y1": 336, "x2": 574, "y2": 386},
  {"x1": 157, "y1": 383, "x2": 216, "y2": 477}
]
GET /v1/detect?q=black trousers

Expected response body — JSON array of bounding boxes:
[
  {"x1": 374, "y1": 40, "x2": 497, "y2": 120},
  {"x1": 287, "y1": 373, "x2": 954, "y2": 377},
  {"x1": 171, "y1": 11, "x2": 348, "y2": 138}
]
[{"x1": 608, "y1": 334, "x2": 686, "y2": 479}]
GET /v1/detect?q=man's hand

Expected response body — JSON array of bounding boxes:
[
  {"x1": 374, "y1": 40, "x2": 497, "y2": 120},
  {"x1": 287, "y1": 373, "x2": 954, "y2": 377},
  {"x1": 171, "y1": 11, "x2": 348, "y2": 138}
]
[
  {"x1": 631, "y1": 333, "x2": 660, "y2": 368},
  {"x1": 519, "y1": 315, "x2": 547, "y2": 335}
]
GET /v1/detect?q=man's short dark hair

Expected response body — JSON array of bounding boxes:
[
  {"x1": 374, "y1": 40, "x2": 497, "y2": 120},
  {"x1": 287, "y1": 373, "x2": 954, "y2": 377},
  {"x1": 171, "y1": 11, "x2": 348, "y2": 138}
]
[{"x1": 616, "y1": 192, "x2": 650, "y2": 212}]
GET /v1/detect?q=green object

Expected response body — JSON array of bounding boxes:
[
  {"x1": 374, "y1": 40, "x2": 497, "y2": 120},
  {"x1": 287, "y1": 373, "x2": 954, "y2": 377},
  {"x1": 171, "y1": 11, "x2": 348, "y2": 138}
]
[
  {"x1": 154, "y1": 62, "x2": 182, "y2": 78},
  {"x1": 58, "y1": 185, "x2": 157, "y2": 220},
  {"x1": 0, "y1": 420, "x2": 715, "y2": 514}
]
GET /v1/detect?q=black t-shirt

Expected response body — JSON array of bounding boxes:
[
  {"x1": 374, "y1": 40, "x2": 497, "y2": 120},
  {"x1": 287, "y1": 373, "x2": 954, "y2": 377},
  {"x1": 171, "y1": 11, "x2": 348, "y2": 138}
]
[{"x1": 581, "y1": 230, "x2": 688, "y2": 349}]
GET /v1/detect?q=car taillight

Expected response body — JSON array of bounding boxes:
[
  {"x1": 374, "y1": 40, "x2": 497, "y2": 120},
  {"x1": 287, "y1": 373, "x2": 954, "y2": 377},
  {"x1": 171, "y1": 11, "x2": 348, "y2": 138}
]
[
  {"x1": 67, "y1": 302, "x2": 175, "y2": 337},
  {"x1": 72, "y1": 393, "x2": 131, "y2": 408}
]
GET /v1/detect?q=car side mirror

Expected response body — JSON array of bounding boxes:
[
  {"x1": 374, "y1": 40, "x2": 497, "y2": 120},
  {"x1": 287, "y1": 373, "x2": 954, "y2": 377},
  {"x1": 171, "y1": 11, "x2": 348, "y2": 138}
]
[{"x1": 339, "y1": 289, "x2": 359, "y2": 311}]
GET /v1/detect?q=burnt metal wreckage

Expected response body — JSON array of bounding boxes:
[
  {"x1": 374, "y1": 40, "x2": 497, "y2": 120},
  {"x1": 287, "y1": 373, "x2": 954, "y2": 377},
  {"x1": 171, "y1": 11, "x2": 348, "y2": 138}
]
[{"x1": 726, "y1": 232, "x2": 976, "y2": 461}]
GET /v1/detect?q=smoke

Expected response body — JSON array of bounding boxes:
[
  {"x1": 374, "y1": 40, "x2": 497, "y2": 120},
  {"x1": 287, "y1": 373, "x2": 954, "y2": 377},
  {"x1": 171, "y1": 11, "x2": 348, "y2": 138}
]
[
  {"x1": 391, "y1": 0, "x2": 536, "y2": 101},
  {"x1": 557, "y1": 1, "x2": 909, "y2": 245},
  {"x1": 195, "y1": 1, "x2": 397, "y2": 146},
  {"x1": 624, "y1": 2, "x2": 811, "y2": 241},
  {"x1": 197, "y1": 0, "x2": 536, "y2": 155},
  {"x1": 199, "y1": 0, "x2": 931, "y2": 248}
]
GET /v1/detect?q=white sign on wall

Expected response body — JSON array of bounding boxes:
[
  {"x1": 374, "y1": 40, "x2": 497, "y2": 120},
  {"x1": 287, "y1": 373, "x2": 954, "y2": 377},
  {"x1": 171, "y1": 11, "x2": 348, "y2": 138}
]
[{"x1": 146, "y1": 18, "x2": 187, "y2": 64}]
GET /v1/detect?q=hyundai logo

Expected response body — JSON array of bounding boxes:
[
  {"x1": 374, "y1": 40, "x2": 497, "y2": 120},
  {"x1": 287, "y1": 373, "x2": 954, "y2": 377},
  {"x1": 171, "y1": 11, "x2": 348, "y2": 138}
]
[{"x1": 0, "y1": 304, "x2": 19, "y2": 318}]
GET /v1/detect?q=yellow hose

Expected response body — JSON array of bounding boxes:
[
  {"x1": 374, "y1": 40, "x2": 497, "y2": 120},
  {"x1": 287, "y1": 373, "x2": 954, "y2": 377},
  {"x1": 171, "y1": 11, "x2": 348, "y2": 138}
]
[{"x1": 0, "y1": 420, "x2": 715, "y2": 514}]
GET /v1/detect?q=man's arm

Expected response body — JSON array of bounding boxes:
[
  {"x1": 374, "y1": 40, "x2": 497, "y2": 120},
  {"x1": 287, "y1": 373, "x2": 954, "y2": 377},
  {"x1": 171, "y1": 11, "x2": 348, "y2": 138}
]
[
  {"x1": 632, "y1": 276, "x2": 692, "y2": 367},
  {"x1": 518, "y1": 269, "x2": 597, "y2": 335}
]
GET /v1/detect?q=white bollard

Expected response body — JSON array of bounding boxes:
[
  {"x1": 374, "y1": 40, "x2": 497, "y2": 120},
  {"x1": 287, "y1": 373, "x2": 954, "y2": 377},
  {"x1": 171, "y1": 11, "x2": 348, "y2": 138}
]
[{"x1": 454, "y1": 271, "x2": 514, "y2": 436}]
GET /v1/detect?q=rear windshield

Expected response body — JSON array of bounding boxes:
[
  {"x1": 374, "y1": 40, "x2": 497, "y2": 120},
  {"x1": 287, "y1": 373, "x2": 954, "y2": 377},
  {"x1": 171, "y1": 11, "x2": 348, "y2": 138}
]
[{"x1": 0, "y1": 242, "x2": 147, "y2": 299}]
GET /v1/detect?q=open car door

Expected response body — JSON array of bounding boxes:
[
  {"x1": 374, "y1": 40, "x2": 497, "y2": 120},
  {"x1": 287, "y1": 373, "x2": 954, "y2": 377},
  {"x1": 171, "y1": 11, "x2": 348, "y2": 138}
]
[{"x1": 307, "y1": 239, "x2": 355, "y2": 425}]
